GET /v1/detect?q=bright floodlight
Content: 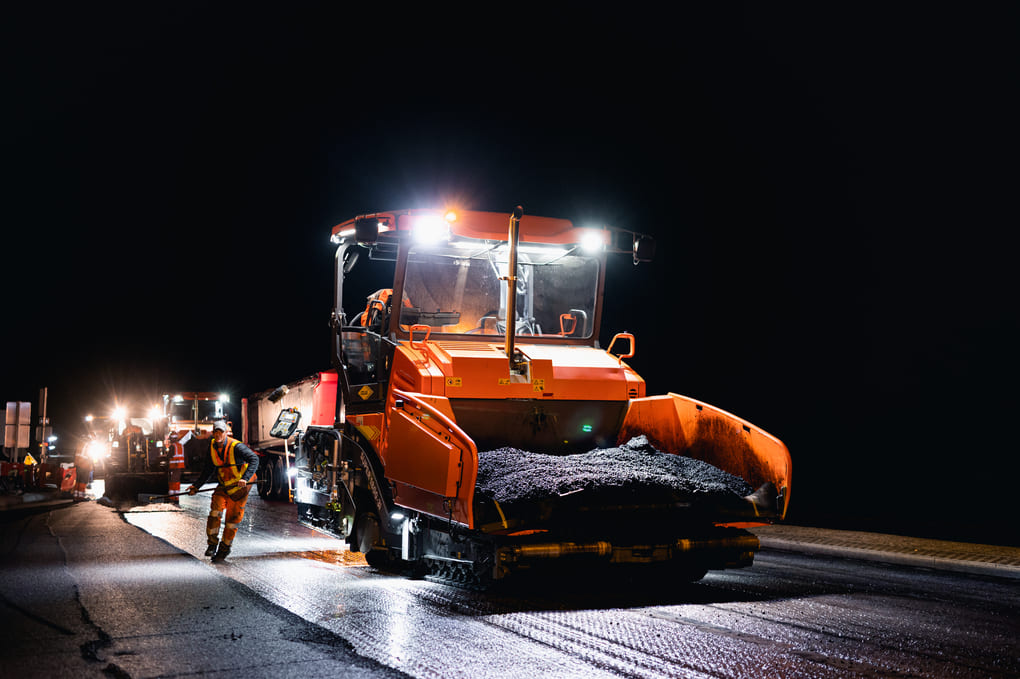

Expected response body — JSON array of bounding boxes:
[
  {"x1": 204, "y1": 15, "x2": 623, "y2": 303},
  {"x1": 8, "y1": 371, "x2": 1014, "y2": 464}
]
[
  {"x1": 112, "y1": 406, "x2": 127, "y2": 421},
  {"x1": 173, "y1": 394, "x2": 184, "y2": 403},
  {"x1": 86, "y1": 440, "x2": 109, "y2": 461},
  {"x1": 219, "y1": 393, "x2": 230, "y2": 403},
  {"x1": 580, "y1": 230, "x2": 605, "y2": 253},
  {"x1": 412, "y1": 216, "x2": 450, "y2": 245},
  {"x1": 148, "y1": 406, "x2": 162, "y2": 420},
  {"x1": 85, "y1": 414, "x2": 94, "y2": 422}
]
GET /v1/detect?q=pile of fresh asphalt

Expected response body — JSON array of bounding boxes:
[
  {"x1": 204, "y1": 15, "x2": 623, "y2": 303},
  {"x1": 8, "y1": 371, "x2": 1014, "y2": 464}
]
[{"x1": 475, "y1": 435, "x2": 752, "y2": 506}]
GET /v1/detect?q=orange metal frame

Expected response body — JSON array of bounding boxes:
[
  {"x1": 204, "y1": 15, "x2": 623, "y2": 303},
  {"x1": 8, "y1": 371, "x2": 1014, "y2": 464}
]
[{"x1": 333, "y1": 209, "x2": 792, "y2": 531}]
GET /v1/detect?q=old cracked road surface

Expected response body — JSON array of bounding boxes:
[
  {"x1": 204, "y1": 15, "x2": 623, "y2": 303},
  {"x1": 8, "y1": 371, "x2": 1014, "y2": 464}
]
[{"x1": 0, "y1": 498, "x2": 408, "y2": 679}]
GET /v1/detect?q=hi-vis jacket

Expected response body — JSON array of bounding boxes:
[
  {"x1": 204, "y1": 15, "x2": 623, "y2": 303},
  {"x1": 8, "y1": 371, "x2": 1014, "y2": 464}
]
[
  {"x1": 169, "y1": 438, "x2": 187, "y2": 464},
  {"x1": 193, "y1": 437, "x2": 259, "y2": 490}
]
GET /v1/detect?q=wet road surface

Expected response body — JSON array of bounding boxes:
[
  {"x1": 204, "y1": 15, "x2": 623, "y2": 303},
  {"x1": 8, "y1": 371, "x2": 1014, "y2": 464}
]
[
  {"x1": 118, "y1": 486, "x2": 1019, "y2": 679},
  {"x1": 0, "y1": 488, "x2": 408, "y2": 679}
]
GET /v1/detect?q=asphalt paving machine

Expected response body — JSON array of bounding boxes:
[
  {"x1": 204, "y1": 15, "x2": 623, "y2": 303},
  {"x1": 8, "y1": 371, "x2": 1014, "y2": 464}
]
[{"x1": 284, "y1": 207, "x2": 792, "y2": 586}]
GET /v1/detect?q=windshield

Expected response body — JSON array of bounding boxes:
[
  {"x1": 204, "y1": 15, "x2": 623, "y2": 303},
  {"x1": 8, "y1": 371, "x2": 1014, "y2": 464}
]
[
  {"x1": 127, "y1": 417, "x2": 154, "y2": 435},
  {"x1": 399, "y1": 240, "x2": 599, "y2": 338},
  {"x1": 167, "y1": 400, "x2": 222, "y2": 423}
]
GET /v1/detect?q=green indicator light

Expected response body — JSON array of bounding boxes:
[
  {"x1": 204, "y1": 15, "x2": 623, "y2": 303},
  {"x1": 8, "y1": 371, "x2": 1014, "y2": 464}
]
[{"x1": 581, "y1": 424, "x2": 593, "y2": 433}]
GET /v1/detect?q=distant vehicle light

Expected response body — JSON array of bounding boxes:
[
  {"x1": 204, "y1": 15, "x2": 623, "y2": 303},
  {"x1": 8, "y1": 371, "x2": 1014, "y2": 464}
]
[
  {"x1": 173, "y1": 394, "x2": 184, "y2": 403},
  {"x1": 85, "y1": 414, "x2": 94, "y2": 422},
  {"x1": 112, "y1": 406, "x2": 127, "y2": 421},
  {"x1": 86, "y1": 440, "x2": 110, "y2": 461},
  {"x1": 148, "y1": 406, "x2": 162, "y2": 420}
]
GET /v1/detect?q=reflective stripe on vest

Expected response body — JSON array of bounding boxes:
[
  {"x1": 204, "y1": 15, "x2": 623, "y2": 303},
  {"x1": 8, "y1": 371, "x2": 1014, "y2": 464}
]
[{"x1": 210, "y1": 438, "x2": 246, "y2": 486}]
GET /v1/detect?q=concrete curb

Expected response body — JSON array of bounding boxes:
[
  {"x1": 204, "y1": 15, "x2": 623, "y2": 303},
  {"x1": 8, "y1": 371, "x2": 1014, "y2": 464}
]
[
  {"x1": 757, "y1": 535, "x2": 1020, "y2": 580},
  {"x1": 0, "y1": 492, "x2": 75, "y2": 512}
]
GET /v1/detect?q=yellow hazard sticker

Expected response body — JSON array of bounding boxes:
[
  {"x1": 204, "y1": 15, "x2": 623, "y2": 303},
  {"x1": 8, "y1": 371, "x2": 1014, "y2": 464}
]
[
  {"x1": 498, "y1": 378, "x2": 512, "y2": 385},
  {"x1": 532, "y1": 379, "x2": 545, "y2": 391},
  {"x1": 446, "y1": 377, "x2": 462, "y2": 387},
  {"x1": 358, "y1": 385, "x2": 374, "y2": 400},
  {"x1": 356, "y1": 425, "x2": 380, "y2": 442}
]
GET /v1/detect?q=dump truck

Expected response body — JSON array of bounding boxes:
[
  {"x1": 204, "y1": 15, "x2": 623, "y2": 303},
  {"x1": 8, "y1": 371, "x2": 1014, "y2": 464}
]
[
  {"x1": 162, "y1": 391, "x2": 232, "y2": 475},
  {"x1": 242, "y1": 373, "x2": 338, "y2": 501},
  {"x1": 276, "y1": 207, "x2": 791, "y2": 586}
]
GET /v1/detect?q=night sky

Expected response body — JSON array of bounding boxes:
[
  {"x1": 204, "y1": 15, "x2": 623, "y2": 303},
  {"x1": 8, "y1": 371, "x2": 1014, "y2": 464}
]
[{"x1": 3, "y1": 5, "x2": 1017, "y2": 544}]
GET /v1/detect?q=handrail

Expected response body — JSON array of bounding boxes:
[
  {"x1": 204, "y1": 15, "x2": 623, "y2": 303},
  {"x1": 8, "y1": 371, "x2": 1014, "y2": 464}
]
[
  {"x1": 408, "y1": 324, "x2": 431, "y2": 350},
  {"x1": 607, "y1": 332, "x2": 636, "y2": 361}
]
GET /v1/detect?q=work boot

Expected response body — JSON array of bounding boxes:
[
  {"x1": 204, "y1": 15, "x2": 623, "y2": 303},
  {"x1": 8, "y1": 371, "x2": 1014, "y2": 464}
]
[
  {"x1": 211, "y1": 543, "x2": 231, "y2": 563},
  {"x1": 204, "y1": 541, "x2": 219, "y2": 557}
]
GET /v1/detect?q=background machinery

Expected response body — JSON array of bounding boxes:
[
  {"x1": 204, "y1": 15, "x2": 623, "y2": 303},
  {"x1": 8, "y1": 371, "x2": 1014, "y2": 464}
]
[
  {"x1": 86, "y1": 405, "x2": 169, "y2": 498},
  {"x1": 85, "y1": 393, "x2": 230, "y2": 499},
  {"x1": 162, "y1": 391, "x2": 232, "y2": 476}
]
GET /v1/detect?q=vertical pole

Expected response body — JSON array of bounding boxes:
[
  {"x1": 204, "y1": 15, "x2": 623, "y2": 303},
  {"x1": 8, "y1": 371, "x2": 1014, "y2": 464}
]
[
  {"x1": 241, "y1": 398, "x2": 248, "y2": 445},
  {"x1": 504, "y1": 206, "x2": 523, "y2": 370},
  {"x1": 38, "y1": 387, "x2": 48, "y2": 463}
]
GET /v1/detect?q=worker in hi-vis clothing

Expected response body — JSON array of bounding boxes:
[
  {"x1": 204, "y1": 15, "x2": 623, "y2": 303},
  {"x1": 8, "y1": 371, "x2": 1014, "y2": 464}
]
[
  {"x1": 186, "y1": 420, "x2": 258, "y2": 562},
  {"x1": 73, "y1": 443, "x2": 93, "y2": 502},
  {"x1": 165, "y1": 431, "x2": 188, "y2": 503}
]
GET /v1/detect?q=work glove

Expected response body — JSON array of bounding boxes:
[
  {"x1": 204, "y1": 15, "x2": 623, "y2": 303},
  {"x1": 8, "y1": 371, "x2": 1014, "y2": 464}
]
[{"x1": 187, "y1": 485, "x2": 198, "y2": 496}]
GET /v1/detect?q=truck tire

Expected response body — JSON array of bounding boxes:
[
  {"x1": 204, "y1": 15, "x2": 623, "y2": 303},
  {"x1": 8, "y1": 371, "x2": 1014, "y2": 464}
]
[
  {"x1": 257, "y1": 457, "x2": 278, "y2": 500},
  {"x1": 271, "y1": 458, "x2": 289, "y2": 500},
  {"x1": 354, "y1": 510, "x2": 380, "y2": 555},
  {"x1": 105, "y1": 475, "x2": 123, "y2": 499}
]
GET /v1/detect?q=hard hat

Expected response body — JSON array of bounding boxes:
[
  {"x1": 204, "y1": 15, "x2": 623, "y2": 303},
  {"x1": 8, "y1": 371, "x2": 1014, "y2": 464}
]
[{"x1": 212, "y1": 420, "x2": 228, "y2": 432}]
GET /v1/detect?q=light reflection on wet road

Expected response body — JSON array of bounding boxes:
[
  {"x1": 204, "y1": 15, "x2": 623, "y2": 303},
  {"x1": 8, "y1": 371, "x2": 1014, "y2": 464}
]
[{"x1": 123, "y1": 488, "x2": 1020, "y2": 679}]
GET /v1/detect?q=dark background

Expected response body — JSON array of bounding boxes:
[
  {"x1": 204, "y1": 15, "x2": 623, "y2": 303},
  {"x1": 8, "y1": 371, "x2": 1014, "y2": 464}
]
[{"x1": 3, "y1": 5, "x2": 1017, "y2": 544}]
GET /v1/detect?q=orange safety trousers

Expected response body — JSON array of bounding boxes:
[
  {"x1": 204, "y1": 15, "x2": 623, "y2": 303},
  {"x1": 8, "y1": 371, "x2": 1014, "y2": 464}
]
[
  {"x1": 168, "y1": 469, "x2": 182, "y2": 500},
  {"x1": 73, "y1": 465, "x2": 88, "y2": 500},
  {"x1": 206, "y1": 485, "x2": 251, "y2": 547}
]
